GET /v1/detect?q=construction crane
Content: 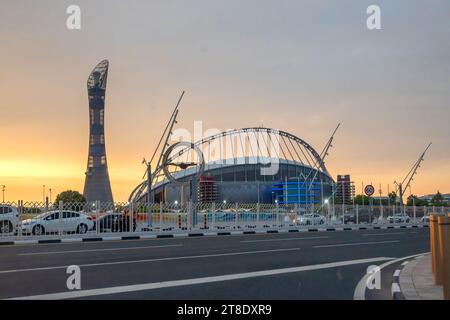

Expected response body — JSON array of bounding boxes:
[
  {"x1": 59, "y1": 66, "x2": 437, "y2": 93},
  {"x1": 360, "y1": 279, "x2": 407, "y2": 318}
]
[{"x1": 394, "y1": 143, "x2": 432, "y2": 205}]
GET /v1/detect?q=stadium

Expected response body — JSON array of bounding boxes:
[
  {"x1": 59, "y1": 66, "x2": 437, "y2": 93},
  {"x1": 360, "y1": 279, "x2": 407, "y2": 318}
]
[{"x1": 129, "y1": 127, "x2": 335, "y2": 206}]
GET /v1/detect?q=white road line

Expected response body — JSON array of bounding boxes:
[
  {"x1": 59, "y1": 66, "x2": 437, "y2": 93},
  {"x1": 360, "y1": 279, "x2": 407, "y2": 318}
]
[
  {"x1": 314, "y1": 240, "x2": 400, "y2": 248},
  {"x1": 393, "y1": 269, "x2": 401, "y2": 277},
  {"x1": 401, "y1": 261, "x2": 409, "y2": 266},
  {"x1": 17, "y1": 244, "x2": 184, "y2": 256},
  {"x1": 391, "y1": 283, "x2": 401, "y2": 294},
  {"x1": 7, "y1": 256, "x2": 393, "y2": 300},
  {"x1": 362, "y1": 232, "x2": 414, "y2": 236},
  {"x1": 240, "y1": 236, "x2": 329, "y2": 243},
  {"x1": 0, "y1": 248, "x2": 301, "y2": 274},
  {"x1": 353, "y1": 252, "x2": 426, "y2": 300}
]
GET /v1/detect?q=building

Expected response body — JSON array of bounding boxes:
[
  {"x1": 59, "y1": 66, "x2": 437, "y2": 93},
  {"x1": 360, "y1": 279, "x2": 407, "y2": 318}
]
[
  {"x1": 83, "y1": 60, "x2": 114, "y2": 203},
  {"x1": 419, "y1": 193, "x2": 450, "y2": 202},
  {"x1": 130, "y1": 128, "x2": 334, "y2": 205},
  {"x1": 334, "y1": 175, "x2": 355, "y2": 205}
]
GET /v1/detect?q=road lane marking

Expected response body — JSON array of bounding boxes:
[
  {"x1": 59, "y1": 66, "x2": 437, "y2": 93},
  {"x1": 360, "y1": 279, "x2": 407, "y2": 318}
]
[
  {"x1": 7, "y1": 256, "x2": 393, "y2": 300},
  {"x1": 0, "y1": 248, "x2": 301, "y2": 274},
  {"x1": 393, "y1": 269, "x2": 401, "y2": 277},
  {"x1": 313, "y1": 240, "x2": 399, "y2": 248},
  {"x1": 17, "y1": 244, "x2": 184, "y2": 256},
  {"x1": 353, "y1": 252, "x2": 426, "y2": 300},
  {"x1": 240, "y1": 236, "x2": 329, "y2": 243},
  {"x1": 362, "y1": 232, "x2": 416, "y2": 236},
  {"x1": 391, "y1": 283, "x2": 401, "y2": 294}
]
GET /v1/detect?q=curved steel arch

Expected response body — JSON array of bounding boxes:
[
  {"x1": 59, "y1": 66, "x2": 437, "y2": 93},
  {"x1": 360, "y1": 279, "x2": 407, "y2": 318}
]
[{"x1": 129, "y1": 127, "x2": 329, "y2": 202}]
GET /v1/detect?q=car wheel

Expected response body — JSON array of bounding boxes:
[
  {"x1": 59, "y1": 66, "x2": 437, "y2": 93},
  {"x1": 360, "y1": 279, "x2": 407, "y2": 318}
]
[
  {"x1": 32, "y1": 225, "x2": 45, "y2": 236},
  {"x1": 77, "y1": 224, "x2": 88, "y2": 234},
  {"x1": 0, "y1": 221, "x2": 13, "y2": 233}
]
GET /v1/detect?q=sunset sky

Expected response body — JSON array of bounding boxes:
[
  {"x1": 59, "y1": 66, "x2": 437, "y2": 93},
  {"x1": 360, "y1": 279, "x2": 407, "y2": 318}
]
[{"x1": 1, "y1": 0, "x2": 450, "y2": 202}]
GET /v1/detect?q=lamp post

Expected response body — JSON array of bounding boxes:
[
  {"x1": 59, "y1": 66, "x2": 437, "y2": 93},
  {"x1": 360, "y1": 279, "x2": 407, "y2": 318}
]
[
  {"x1": 1, "y1": 185, "x2": 5, "y2": 203},
  {"x1": 42, "y1": 185, "x2": 46, "y2": 203}
]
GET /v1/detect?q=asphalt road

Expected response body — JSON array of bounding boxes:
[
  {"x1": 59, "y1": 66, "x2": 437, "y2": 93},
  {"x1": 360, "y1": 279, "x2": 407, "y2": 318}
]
[{"x1": 0, "y1": 228, "x2": 429, "y2": 300}]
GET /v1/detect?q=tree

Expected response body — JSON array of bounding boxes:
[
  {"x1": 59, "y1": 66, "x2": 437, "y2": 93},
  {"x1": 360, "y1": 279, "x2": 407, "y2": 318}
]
[
  {"x1": 54, "y1": 190, "x2": 86, "y2": 204},
  {"x1": 353, "y1": 194, "x2": 371, "y2": 206},
  {"x1": 388, "y1": 191, "x2": 397, "y2": 204},
  {"x1": 430, "y1": 191, "x2": 445, "y2": 207},
  {"x1": 406, "y1": 195, "x2": 428, "y2": 207}
]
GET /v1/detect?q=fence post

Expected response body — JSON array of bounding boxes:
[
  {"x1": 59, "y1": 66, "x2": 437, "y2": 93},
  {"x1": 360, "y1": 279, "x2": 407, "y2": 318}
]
[
  {"x1": 413, "y1": 205, "x2": 416, "y2": 222},
  {"x1": 356, "y1": 204, "x2": 359, "y2": 225},
  {"x1": 188, "y1": 201, "x2": 192, "y2": 230},
  {"x1": 211, "y1": 202, "x2": 215, "y2": 229},
  {"x1": 276, "y1": 202, "x2": 279, "y2": 226},
  {"x1": 146, "y1": 201, "x2": 151, "y2": 229},
  {"x1": 438, "y1": 216, "x2": 450, "y2": 299},
  {"x1": 159, "y1": 202, "x2": 163, "y2": 227},
  {"x1": 256, "y1": 203, "x2": 260, "y2": 227},
  {"x1": 235, "y1": 203, "x2": 238, "y2": 228},
  {"x1": 58, "y1": 201, "x2": 63, "y2": 236},
  {"x1": 129, "y1": 202, "x2": 134, "y2": 233},
  {"x1": 17, "y1": 200, "x2": 22, "y2": 237}
]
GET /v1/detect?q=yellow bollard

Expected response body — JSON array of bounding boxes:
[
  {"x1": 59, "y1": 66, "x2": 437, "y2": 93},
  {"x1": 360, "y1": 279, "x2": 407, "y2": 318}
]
[
  {"x1": 430, "y1": 214, "x2": 442, "y2": 285},
  {"x1": 438, "y1": 216, "x2": 450, "y2": 300}
]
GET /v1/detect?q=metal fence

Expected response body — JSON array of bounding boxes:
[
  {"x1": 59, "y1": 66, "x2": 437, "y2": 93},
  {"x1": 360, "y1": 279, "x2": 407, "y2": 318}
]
[{"x1": 0, "y1": 201, "x2": 446, "y2": 239}]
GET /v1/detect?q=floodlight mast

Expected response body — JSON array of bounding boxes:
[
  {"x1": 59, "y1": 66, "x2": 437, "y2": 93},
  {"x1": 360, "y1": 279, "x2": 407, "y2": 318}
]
[{"x1": 394, "y1": 142, "x2": 432, "y2": 205}]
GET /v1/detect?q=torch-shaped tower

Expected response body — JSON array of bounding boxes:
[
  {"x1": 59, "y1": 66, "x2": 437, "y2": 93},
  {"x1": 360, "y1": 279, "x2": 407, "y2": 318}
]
[{"x1": 83, "y1": 60, "x2": 114, "y2": 203}]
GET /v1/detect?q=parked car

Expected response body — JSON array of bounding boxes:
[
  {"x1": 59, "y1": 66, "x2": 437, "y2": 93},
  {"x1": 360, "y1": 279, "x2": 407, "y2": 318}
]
[
  {"x1": 387, "y1": 213, "x2": 411, "y2": 224},
  {"x1": 343, "y1": 209, "x2": 372, "y2": 224},
  {"x1": 94, "y1": 213, "x2": 136, "y2": 232},
  {"x1": 297, "y1": 213, "x2": 326, "y2": 226},
  {"x1": 0, "y1": 205, "x2": 20, "y2": 234},
  {"x1": 21, "y1": 211, "x2": 94, "y2": 235},
  {"x1": 421, "y1": 215, "x2": 430, "y2": 223}
]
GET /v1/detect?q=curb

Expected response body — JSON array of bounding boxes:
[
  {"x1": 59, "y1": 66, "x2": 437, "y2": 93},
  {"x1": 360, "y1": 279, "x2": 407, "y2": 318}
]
[
  {"x1": 0, "y1": 224, "x2": 427, "y2": 246},
  {"x1": 392, "y1": 260, "x2": 411, "y2": 300},
  {"x1": 392, "y1": 255, "x2": 428, "y2": 300}
]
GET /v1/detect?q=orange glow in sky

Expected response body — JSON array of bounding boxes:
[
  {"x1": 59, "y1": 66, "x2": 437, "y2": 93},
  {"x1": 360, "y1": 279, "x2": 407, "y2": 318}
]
[{"x1": 1, "y1": 2, "x2": 449, "y2": 202}]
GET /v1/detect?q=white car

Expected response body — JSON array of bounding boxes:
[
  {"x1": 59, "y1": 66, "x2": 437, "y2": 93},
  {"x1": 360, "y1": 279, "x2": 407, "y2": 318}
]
[
  {"x1": 0, "y1": 205, "x2": 20, "y2": 234},
  {"x1": 387, "y1": 213, "x2": 411, "y2": 224},
  {"x1": 21, "y1": 210, "x2": 94, "y2": 235},
  {"x1": 297, "y1": 213, "x2": 326, "y2": 226}
]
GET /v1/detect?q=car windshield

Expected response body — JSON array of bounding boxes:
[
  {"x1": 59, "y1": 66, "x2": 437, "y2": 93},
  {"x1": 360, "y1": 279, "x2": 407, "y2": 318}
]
[{"x1": 34, "y1": 212, "x2": 52, "y2": 219}]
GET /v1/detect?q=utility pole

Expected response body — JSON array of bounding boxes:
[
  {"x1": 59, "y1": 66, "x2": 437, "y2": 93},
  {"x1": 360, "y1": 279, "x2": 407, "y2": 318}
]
[
  {"x1": 1, "y1": 185, "x2": 5, "y2": 203},
  {"x1": 49, "y1": 188, "x2": 52, "y2": 203},
  {"x1": 42, "y1": 185, "x2": 46, "y2": 203}
]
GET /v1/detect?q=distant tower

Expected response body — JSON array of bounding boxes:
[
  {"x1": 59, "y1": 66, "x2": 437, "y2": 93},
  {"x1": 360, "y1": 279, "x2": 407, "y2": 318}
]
[{"x1": 83, "y1": 60, "x2": 114, "y2": 203}]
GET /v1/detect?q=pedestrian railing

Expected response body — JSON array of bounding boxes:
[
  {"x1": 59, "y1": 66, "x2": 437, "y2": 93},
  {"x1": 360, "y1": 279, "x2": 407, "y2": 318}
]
[{"x1": 0, "y1": 201, "x2": 444, "y2": 240}]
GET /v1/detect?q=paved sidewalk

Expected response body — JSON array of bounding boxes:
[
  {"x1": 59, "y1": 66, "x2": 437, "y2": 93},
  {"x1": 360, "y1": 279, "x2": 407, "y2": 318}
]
[{"x1": 399, "y1": 253, "x2": 444, "y2": 300}]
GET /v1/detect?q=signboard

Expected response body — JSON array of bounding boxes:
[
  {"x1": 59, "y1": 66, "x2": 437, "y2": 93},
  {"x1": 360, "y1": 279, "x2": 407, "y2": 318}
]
[{"x1": 364, "y1": 184, "x2": 375, "y2": 197}]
